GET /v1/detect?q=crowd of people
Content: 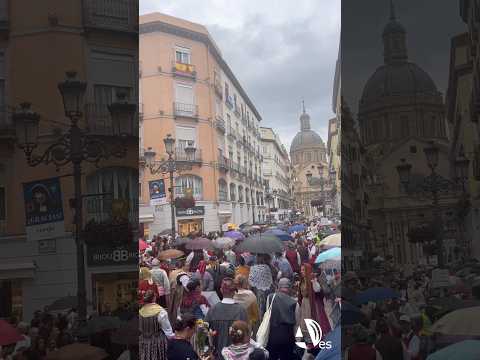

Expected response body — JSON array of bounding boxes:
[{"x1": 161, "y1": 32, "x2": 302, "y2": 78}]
[
  {"x1": 341, "y1": 259, "x2": 480, "y2": 359},
  {"x1": 138, "y1": 220, "x2": 341, "y2": 360}
]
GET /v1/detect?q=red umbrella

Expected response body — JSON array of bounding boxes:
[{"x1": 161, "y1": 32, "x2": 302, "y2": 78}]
[
  {"x1": 139, "y1": 239, "x2": 148, "y2": 252},
  {"x1": 186, "y1": 237, "x2": 213, "y2": 251},
  {"x1": 0, "y1": 319, "x2": 22, "y2": 346}
]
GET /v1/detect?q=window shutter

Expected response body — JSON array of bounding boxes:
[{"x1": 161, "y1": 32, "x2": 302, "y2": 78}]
[{"x1": 175, "y1": 83, "x2": 194, "y2": 104}]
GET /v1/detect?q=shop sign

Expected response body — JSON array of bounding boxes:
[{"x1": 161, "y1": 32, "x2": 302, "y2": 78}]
[
  {"x1": 38, "y1": 238, "x2": 57, "y2": 254},
  {"x1": 23, "y1": 177, "x2": 65, "y2": 241},
  {"x1": 87, "y1": 243, "x2": 138, "y2": 267},
  {"x1": 176, "y1": 206, "x2": 205, "y2": 217}
]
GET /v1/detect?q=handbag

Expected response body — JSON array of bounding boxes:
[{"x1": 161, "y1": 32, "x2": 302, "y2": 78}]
[{"x1": 256, "y1": 293, "x2": 276, "y2": 347}]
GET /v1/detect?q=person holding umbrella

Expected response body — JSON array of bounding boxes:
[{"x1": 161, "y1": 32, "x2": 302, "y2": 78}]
[{"x1": 248, "y1": 254, "x2": 274, "y2": 317}]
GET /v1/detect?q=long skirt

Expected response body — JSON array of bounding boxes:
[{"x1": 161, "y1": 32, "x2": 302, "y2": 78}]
[{"x1": 139, "y1": 332, "x2": 167, "y2": 360}]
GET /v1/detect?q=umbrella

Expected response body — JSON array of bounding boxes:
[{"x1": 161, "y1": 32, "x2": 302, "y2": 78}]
[
  {"x1": 158, "y1": 229, "x2": 172, "y2": 236},
  {"x1": 224, "y1": 230, "x2": 245, "y2": 241},
  {"x1": 319, "y1": 233, "x2": 341, "y2": 248},
  {"x1": 186, "y1": 237, "x2": 213, "y2": 251},
  {"x1": 234, "y1": 233, "x2": 284, "y2": 254},
  {"x1": 353, "y1": 287, "x2": 400, "y2": 305},
  {"x1": 139, "y1": 239, "x2": 148, "y2": 251},
  {"x1": 158, "y1": 248, "x2": 184, "y2": 260},
  {"x1": 89, "y1": 316, "x2": 121, "y2": 333},
  {"x1": 341, "y1": 302, "x2": 365, "y2": 326},
  {"x1": 288, "y1": 224, "x2": 306, "y2": 233},
  {"x1": 265, "y1": 229, "x2": 293, "y2": 241},
  {"x1": 315, "y1": 248, "x2": 341, "y2": 264},
  {"x1": 431, "y1": 306, "x2": 480, "y2": 336},
  {"x1": 45, "y1": 296, "x2": 92, "y2": 312},
  {"x1": 171, "y1": 237, "x2": 189, "y2": 246},
  {"x1": 212, "y1": 236, "x2": 236, "y2": 249},
  {"x1": 314, "y1": 325, "x2": 341, "y2": 360},
  {"x1": 111, "y1": 317, "x2": 139, "y2": 345},
  {"x1": 45, "y1": 344, "x2": 108, "y2": 360},
  {"x1": 0, "y1": 319, "x2": 22, "y2": 346},
  {"x1": 426, "y1": 340, "x2": 480, "y2": 360}
]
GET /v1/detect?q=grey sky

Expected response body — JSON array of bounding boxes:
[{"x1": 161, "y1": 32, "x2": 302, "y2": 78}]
[{"x1": 140, "y1": 0, "x2": 340, "y2": 151}]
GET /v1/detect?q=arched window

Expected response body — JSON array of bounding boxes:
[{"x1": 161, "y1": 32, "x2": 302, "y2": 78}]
[
  {"x1": 238, "y1": 185, "x2": 244, "y2": 202},
  {"x1": 175, "y1": 175, "x2": 203, "y2": 200},
  {"x1": 245, "y1": 187, "x2": 250, "y2": 203},
  {"x1": 229, "y1": 183, "x2": 236, "y2": 201},
  {"x1": 218, "y1": 179, "x2": 228, "y2": 201}
]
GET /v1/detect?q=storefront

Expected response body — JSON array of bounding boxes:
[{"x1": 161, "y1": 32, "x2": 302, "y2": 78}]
[
  {"x1": 176, "y1": 206, "x2": 205, "y2": 236},
  {"x1": 86, "y1": 242, "x2": 138, "y2": 315}
]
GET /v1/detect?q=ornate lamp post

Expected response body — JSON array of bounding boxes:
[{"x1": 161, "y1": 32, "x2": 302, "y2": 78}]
[
  {"x1": 144, "y1": 135, "x2": 196, "y2": 239},
  {"x1": 395, "y1": 141, "x2": 469, "y2": 268},
  {"x1": 13, "y1": 71, "x2": 136, "y2": 327}
]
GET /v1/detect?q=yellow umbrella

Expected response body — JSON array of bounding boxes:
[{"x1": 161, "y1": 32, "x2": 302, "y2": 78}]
[
  {"x1": 431, "y1": 306, "x2": 480, "y2": 336},
  {"x1": 222, "y1": 223, "x2": 237, "y2": 231},
  {"x1": 319, "y1": 233, "x2": 341, "y2": 247}
]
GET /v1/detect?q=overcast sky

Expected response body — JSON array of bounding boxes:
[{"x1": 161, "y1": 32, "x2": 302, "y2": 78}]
[{"x1": 140, "y1": 0, "x2": 340, "y2": 151}]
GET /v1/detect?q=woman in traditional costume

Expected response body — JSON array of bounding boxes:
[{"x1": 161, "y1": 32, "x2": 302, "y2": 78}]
[{"x1": 139, "y1": 290, "x2": 174, "y2": 360}]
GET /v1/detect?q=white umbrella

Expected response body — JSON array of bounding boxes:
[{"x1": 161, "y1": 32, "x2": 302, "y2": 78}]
[
  {"x1": 212, "y1": 237, "x2": 236, "y2": 249},
  {"x1": 319, "y1": 233, "x2": 341, "y2": 247}
]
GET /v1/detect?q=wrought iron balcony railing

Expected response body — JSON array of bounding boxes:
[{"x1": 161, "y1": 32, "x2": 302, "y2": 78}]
[
  {"x1": 174, "y1": 102, "x2": 199, "y2": 119},
  {"x1": 172, "y1": 61, "x2": 196, "y2": 79},
  {"x1": 215, "y1": 116, "x2": 226, "y2": 133},
  {"x1": 175, "y1": 147, "x2": 202, "y2": 163},
  {"x1": 83, "y1": 0, "x2": 138, "y2": 33},
  {"x1": 85, "y1": 103, "x2": 138, "y2": 136},
  {"x1": 85, "y1": 196, "x2": 139, "y2": 226}
]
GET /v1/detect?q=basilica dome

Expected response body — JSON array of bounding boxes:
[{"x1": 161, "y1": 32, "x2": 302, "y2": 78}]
[{"x1": 290, "y1": 107, "x2": 326, "y2": 165}]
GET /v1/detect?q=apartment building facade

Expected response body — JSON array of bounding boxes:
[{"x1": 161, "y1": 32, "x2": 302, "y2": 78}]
[
  {"x1": 0, "y1": 0, "x2": 138, "y2": 320},
  {"x1": 139, "y1": 13, "x2": 265, "y2": 237},
  {"x1": 260, "y1": 127, "x2": 292, "y2": 221}
]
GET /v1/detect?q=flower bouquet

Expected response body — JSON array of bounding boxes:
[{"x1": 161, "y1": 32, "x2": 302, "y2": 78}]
[{"x1": 195, "y1": 319, "x2": 212, "y2": 357}]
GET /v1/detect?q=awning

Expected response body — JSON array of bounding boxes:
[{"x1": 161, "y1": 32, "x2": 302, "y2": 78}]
[{"x1": 0, "y1": 261, "x2": 36, "y2": 280}]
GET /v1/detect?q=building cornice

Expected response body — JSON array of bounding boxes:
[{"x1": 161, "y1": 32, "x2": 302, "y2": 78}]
[{"x1": 140, "y1": 20, "x2": 262, "y2": 121}]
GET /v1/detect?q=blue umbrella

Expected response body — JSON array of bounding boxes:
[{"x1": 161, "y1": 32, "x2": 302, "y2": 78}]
[
  {"x1": 224, "y1": 230, "x2": 245, "y2": 241},
  {"x1": 315, "y1": 325, "x2": 341, "y2": 360},
  {"x1": 353, "y1": 287, "x2": 400, "y2": 305},
  {"x1": 265, "y1": 229, "x2": 293, "y2": 241},
  {"x1": 315, "y1": 247, "x2": 341, "y2": 264},
  {"x1": 342, "y1": 302, "x2": 365, "y2": 326},
  {"x1": 288, "y1": 224, "x2": 306, "y2": 233},
  {"x1": 426, "y1": 340, "x2": 480, "y2": 360}
]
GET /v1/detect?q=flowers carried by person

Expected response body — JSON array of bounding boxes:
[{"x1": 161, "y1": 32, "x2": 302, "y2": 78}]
[{"x1": 195, "y1": 319, "x2": 211, "y2": 356}]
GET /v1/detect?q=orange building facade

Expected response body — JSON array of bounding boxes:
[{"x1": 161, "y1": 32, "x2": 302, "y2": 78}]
[
  {"x1": 140, "y1": 13, "x2": 266, "y2": 237},
  {"x1": 0, "y1": 0, "x2": 138, "y2": 321}
]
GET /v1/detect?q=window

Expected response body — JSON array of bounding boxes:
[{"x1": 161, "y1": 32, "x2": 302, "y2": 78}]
[
  {"x1": 175, "y1": 175, "x2": 203, "y2": 200},
  {"x1": 175, "y1": 46, "x2": 191, "y2": 64},
  {"x1": 176, "y1": 126, "x2": 196, "y2": 149},
  {"x1": 238, "y1": 186, "x2": 244, "y2": 202},
  {"x1": 245, "y1": 188, "x2": 250, "y2": 203},
  {"x1": 225, "y1": 82, "x2": 229, "y2": 98},
  {"x1": 219, "y1": 180, "x2": 228, "y2": 201},
  {"x1": 229, "y1": 183, "x2": 236, "y2": 201},
  {"x1": 175, "y1": 83, "x2": 194, "y2": 105}
]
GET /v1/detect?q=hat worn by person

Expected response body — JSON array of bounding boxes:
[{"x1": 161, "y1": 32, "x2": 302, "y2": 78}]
[{"x1": 278, "y1": 278, "x2": 292, "y2": 289}]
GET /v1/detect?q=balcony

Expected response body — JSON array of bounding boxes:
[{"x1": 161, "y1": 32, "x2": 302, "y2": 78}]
[
  {"x1": 215, "y1": 116, "x2": 226, "y2": 133},
  {"x1": 85, "y1": 196, "x2": 139, "y2": 226},
  {"x1": 218, "y1": 156, "x2": 230, "y2": 172},
  {"x1": 174, "y1": 102, "x2": 199, "y2": 119},
  {"x1": 227, "y1": 127, "x2": 236, "y2": 140},
  {"x1": 225, "y1": 95, "x2": 234, "y2": 109},
  {"x1": 234, "y1": 105, "x2": 241, "y2": 118},
  {"x1": 83, "y1": 0, "x2": 138, "y2": 34},
  {"x1": 175, "y1": 147, "x2": 202, "y2": 164},
  {"x1": 172, "y1": 61, "x2": 196, "y2": 79},
  {"x1": 85, "y1": 103, "x2": 138, "y2": 136},
  {"x1": 214, "y1": 80, "x2": 223, "y2": 99},
  {"x1": 230, "y1": 161, "x2": 240, "y2": 173}
]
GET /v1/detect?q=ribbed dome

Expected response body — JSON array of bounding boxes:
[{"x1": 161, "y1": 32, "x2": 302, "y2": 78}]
[
  {"x1": 290, "y1": 130, "x2": 325, "y2": 152},
  {"x1": 361, "y1": 62, "x2": 439, "y2": 103}
]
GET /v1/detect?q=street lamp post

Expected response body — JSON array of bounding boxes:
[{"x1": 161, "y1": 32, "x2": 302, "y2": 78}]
[
  {"x1": 13, "y1": 71, "x2": 136, "y2": 328},
  {"x1": 144, "y1": 135, "x2": 196, "y2": 239},
  {"x1": 395, "y1": 142, "x2": 469, "y2": 268}
]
